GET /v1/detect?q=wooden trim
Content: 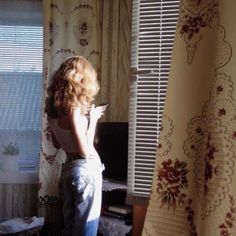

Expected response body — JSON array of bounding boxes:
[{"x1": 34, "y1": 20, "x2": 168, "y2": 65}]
[{"x1": 132, "y1": 203, "x2": 148, "y2": 236}]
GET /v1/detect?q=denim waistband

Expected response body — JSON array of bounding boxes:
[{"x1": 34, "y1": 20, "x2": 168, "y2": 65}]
[
  {"x1": 63, "y1": 158, "x2": 103, "y2": 169},
  {"x1": 66, "y1": 155, "x2": 85, "y2": 163}
]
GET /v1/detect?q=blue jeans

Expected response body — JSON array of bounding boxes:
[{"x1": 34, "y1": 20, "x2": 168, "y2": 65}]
[{"x1": 60, "y1": 159, "x2": 103, "y2": 236}]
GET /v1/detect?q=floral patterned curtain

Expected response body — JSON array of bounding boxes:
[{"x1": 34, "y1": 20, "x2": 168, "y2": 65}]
[
  {"x1": 38, "y1": 0, "x2": 100, "y2": 215},
  {"x1": 143, "y1": 0, "x2": 236, "y2": 235}
]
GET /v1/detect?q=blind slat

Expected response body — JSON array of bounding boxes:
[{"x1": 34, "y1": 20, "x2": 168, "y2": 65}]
[
  {"x1": 0, "y1": 2, "x2": 43, "y2": 175},
  {"x1": 128, "y1": 0, "x2": 180, "y2": 198},
  {"x1": 0, "y1": 25, "x2": 43, "y2": 73}
]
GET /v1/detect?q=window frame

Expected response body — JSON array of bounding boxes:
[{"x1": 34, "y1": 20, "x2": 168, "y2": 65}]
[{"x1": 0, "y1": 0, "x2": 43, "y2": 178}]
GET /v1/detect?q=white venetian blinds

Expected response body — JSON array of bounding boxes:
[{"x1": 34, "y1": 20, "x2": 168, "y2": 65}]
[
  {"x1": 0, "y1": 0, "x2": 43, "y2": 176},
  {"x1": 0, "y1": 0, "x2": 43, "y2": 131},
  {"x1": 0, "y1": 25, "x2": 43, "y2": 73},
  {"x1": 128, "y1": 0, "x2": 180, "y2": 197}
]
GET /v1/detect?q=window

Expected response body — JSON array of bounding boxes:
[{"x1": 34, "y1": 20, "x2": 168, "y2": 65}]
[
  {"x1": 128, "y1": 0, "x2": 180, "y2": 198},
  {"x1": 0, "y1": 0, "x2": 43, "y2": 183}
]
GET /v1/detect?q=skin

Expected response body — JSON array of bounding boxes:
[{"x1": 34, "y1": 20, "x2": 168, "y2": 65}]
[{"x1": 51, "y1": 104, "x2": 107, "y2": 159}]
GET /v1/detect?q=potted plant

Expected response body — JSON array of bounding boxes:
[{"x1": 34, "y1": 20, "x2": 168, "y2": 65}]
[{"x1": 1, "y1": 142, "x2": 20, "y2": 172}]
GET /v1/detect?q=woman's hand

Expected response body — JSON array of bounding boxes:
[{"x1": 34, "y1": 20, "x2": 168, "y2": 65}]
[{"x1": 89, "y1": 104, "x2": 107, "y2": 121}]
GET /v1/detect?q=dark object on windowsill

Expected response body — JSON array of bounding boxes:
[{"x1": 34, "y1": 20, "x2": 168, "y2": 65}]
[{"x1": 102, "y1": 210, "x2": 132, "y2": 220}]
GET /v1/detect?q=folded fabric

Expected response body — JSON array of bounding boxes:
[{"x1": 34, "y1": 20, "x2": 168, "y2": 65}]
[{"x1": 0, "y1": 216, "x2": 44, "y2": 234}]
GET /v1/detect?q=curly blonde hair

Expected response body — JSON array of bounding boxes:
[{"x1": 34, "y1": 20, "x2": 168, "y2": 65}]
[{"x1": 45, "y1": 56, "x2": 99, "y2": 118}]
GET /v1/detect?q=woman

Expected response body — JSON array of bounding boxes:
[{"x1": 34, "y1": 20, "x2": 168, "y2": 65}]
[{"x1": 45, "y1": 56, "x2": 106, "y2": 236}]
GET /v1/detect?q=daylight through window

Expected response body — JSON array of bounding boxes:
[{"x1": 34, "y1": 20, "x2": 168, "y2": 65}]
[{"x1": 0, "y1": 0, "x2": 43, "y2": 183}]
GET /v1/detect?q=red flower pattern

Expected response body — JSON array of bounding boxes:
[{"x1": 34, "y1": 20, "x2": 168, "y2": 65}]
[
  {"x1": 80, "y1": 22, "x2": 88, "y2": 34},
  {"x1": 55, "y1": 48, "x2": 76, "y2": 56},
  {"x1": 72, "y1": 4, "x2": 94, "y2": 16},
  {"x1": 204, "y1": 135, "x2": 219, "y2": 195},
  {"x1": 185, "y1": 198, "x2": 198, "y2": 236},
  {"x1": 44, "y1": 124, "x2": 52, "y2": 142},
  {"x1": 41, "y1": 149, "x2": 57, "y2": 165},
  {"x1": 157, "y1": 159, "x2": 189, "y2": 210},
  {"x1": 179, "y1": 2, "x2": 218, "y2": 41},
  {"x1": 217, "y1": 86, "x2": 224, "y2": 94},
  {"x1": 219, "y1": 108, "x2": 226, "y2": 116},
  {"x1": 180, "y1": 15, "x2": 207, "y2": 40},
  {"x1": 80, "y1": 39, "x2": 88, "y2": 47},
  {"x1": 178, "y1": 2, "x2": 219, "y2": 64},
  {"x1": 219, "y1": 195, "x2": 236, "y2": 235}
]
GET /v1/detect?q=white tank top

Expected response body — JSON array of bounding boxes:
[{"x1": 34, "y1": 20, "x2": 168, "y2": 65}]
[{"x1": 49, "y1": 119, "x2": 78, "y2": 153}]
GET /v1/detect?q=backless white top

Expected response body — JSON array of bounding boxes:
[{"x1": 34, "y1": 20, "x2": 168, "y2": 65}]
[{"x1": 49, "y1": 118, "x2": 78, "y2": 153}]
